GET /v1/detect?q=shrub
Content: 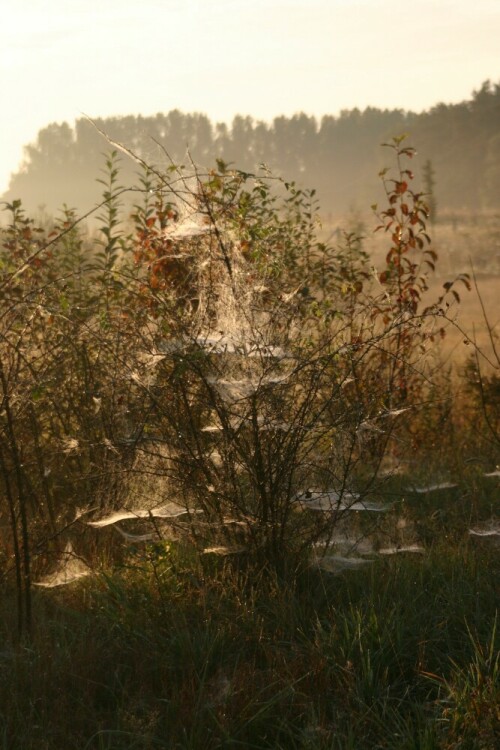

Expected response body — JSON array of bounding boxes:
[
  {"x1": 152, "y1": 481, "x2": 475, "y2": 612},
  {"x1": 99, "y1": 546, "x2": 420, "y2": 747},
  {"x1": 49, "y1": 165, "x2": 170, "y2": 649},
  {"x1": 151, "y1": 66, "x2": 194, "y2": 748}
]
[{"x1": 0, "y1": 135, "x2": 469, "y2": 634}]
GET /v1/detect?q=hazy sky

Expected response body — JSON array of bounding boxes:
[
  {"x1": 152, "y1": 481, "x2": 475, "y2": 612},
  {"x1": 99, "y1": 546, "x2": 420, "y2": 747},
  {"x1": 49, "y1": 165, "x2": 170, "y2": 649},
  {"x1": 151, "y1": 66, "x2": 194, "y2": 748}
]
[{"x1": 1, "y1": 0, "x2": 499, "y2": 192}]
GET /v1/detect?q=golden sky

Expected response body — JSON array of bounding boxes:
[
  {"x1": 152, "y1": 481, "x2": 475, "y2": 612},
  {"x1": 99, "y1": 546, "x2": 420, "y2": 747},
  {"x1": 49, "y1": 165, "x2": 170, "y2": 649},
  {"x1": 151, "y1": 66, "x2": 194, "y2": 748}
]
[{"x1": 1, "y1": 0, "x2": 499, "y2": 193}]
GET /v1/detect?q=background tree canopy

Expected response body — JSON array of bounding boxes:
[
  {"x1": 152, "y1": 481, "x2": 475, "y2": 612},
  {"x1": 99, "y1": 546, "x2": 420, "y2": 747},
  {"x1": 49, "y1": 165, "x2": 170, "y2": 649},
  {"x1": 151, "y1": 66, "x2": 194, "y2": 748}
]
[{"x1": 3, "y1": 80, "x2": 500, "y2": 217}]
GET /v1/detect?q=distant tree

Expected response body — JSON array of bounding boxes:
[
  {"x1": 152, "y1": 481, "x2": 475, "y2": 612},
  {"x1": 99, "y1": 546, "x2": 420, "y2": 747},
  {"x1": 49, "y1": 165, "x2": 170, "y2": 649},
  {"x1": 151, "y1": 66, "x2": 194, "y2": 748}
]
[
  {"x1": 422, "y1": 159, "x2": 437, "y2": 227},
  {"x1": 3, "y1": 82, "x2": 500, "y2": 217},
  {"x1": 482, "y1": 133, "x2": 500, "y2": 209}
]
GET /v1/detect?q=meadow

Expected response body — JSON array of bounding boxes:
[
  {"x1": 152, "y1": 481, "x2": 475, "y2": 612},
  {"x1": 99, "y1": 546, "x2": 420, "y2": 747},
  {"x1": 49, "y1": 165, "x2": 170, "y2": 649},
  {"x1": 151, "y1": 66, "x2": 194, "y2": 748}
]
[{"x1": 0, "y1": 139, "x2": 498, "y2": 748}]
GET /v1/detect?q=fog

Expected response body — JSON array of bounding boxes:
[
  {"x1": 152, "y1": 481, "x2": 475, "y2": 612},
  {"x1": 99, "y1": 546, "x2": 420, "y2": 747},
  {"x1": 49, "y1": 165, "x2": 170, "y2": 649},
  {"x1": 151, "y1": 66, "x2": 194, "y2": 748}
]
[{"x1": 2, "y1": 82, "x2": 500, "y2": 222}]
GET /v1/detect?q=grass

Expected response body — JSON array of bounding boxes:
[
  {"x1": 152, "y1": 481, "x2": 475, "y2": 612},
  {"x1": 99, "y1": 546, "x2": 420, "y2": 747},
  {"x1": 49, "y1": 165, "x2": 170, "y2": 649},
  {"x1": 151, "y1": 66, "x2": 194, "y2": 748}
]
[{"x1": 0, "y1": 524, "x2": 498, "y2": 749}]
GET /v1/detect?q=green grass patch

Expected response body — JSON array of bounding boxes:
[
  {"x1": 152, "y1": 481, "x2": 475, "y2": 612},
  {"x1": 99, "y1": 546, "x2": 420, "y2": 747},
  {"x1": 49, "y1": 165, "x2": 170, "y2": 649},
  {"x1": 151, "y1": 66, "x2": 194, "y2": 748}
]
[{"x1": 0, "y1": 536, "x2": 497, "y2": 749}]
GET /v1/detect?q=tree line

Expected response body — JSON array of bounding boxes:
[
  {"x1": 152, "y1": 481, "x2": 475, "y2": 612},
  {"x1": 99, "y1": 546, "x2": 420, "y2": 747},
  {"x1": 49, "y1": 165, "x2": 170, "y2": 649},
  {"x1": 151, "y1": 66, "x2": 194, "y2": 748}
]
[{"x1": 3, "y1": 80, "x2": 500, "y2": 218}]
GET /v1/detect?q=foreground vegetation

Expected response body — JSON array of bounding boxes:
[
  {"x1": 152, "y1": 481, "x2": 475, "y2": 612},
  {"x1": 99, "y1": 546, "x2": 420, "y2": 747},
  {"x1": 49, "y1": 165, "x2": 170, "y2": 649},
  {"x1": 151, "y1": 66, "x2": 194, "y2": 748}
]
[
  {"x1": 0, "y1": 136, "x2": 498, "y2": 747},
  {"x1": 0, "y1": 530, "x2": 498, "y2": 749}
]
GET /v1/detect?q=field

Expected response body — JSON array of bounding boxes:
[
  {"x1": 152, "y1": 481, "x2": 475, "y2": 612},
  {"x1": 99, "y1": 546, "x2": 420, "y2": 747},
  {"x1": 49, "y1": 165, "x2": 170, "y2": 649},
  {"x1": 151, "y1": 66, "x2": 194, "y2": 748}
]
[{"x1": 0, "y1": 149, "x2": 498, "y2": 748}]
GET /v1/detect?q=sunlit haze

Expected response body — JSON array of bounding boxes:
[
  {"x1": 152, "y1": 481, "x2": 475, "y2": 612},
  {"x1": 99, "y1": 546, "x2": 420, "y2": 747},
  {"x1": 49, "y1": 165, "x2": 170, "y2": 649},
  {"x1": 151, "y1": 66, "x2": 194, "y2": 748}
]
[{"x1": 1, "y1": 0, "x2": 499, "y2": 192}]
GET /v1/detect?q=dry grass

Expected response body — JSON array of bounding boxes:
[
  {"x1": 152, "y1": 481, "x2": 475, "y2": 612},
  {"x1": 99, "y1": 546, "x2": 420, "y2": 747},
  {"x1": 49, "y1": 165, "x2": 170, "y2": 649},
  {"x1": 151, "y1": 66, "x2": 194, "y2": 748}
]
[{"x1": 319, "y1": 210, "x2": 500, "y2": 365}]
